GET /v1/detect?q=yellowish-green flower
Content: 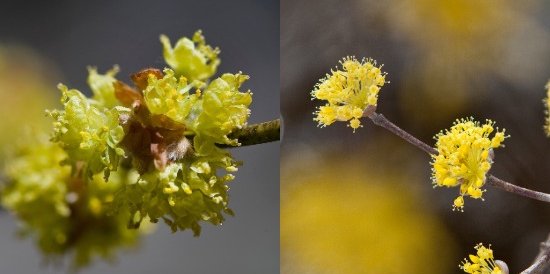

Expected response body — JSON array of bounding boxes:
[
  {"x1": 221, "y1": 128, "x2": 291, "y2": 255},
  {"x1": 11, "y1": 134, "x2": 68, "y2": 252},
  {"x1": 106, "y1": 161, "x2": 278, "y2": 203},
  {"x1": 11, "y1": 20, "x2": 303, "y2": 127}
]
[
  {"x1": 121, "y1": 68, "x2": 251, "y2": 234},
  {"x1": 432, "y1": 118, "x2": 507, "y2": 211},
  {"x1": 460, "y1": 243, "x2": 503, "y2": 274},
  {"x1": 311, "y1": 56, "x2": 386, "y2": 132},
  {"x1": 47, "y1": 84, "x2": 129, "y2": 180},
  {"x1": 142, "y1": 68, "x2": 202, "y2": 124},
  {"x1": 160, "y1": 30, "x2": 220, "y2": 82},
  {"x1": 87, "y1": 66, "x2": 119, "y2": 108},
  {"x1": 544, "y1": 80, "x2": 550, "y2": 136},
  {"x1": 4, "y1": 30, "x2": 254, "y2": 242}
]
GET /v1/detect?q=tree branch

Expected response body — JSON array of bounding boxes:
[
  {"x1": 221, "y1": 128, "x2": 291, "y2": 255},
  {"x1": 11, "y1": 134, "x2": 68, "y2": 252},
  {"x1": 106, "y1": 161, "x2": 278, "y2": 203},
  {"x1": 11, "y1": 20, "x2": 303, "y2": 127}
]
[
  {"x1": 521, "y1": 233, "x2": 550, "y2": 274},
  {"x1": 364, "y1": 109, "x2": 550, "y2": 203},
  {"x1": 366, "y1": 108, "x2": 436, "y2": 155},
  {"x1": 487, "y1": 176, "x2": 550, "y2": 203},
  {"x1": 221, "y1": 119, "x2": 281, "y2": 148}
]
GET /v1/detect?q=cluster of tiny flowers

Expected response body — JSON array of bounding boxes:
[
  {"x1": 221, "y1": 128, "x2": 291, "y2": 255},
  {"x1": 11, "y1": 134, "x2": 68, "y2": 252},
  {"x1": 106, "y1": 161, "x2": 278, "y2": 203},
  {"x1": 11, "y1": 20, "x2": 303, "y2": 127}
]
[
  {"x1": 1, "y1": 30, "x2": 252, "y2": 266},
  {"x1": 431, "y1": 118, "x2": 507, "y2": 211},
  {"x1": 311, "y1": 56, "x2": 386, "y2": 132},
  {"x1": 47, "y1": 83, "x2": 128, "y2": 180},
  {"x1": 544, "y1": 80, "x2": 550, "y2": 136},
  {"x1": 160, "y1": 30, "x2": 220, "y2": 82},
  {"x1": 115, "y1": 67, "x2": 250, "y2": 234},
  {"x1": 460, "y1": 244, "x2": 503, "y2": 274}
]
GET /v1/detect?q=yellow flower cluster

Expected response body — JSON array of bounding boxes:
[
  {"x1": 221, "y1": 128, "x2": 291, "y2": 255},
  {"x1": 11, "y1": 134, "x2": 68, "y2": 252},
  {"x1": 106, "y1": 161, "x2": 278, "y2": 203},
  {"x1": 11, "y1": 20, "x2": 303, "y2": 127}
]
[
  {"x1": 431, "y1": 118, "x2": 506, "y2": 211},
  {"x1": 544, "y1": 80, "x2": 550, "y2": 136},
  {"x1": 460, "y1": 244, "x2": 503, "y2": 274},
  {"x1": 311, "y1": 56, "x2": 386, "y2": 132}
]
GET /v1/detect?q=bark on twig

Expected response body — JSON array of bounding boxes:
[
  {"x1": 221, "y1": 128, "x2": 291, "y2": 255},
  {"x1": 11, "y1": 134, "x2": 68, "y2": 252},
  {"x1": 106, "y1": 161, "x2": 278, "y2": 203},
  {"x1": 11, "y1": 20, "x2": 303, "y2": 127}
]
[
  {"x1": 521, "y1": 234, "x2": 550, "y2": 274},
  {"x1": 220, "y1": 119, "x2": 281, "y2": 148}
]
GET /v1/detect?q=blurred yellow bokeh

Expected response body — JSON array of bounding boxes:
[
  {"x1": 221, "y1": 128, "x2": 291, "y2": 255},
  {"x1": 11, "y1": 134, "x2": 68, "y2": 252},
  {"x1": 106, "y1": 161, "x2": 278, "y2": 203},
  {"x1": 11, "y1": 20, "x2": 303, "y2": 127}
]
[
  {"x1": 281, "y1": 151, "x2": 456, "y2": 274},
  {"x1": 0, "y1": 46, "x2": 58, "y2": 155},
  {"x1": 377, "y1": 0, "x2": 550, "y2": 124}
]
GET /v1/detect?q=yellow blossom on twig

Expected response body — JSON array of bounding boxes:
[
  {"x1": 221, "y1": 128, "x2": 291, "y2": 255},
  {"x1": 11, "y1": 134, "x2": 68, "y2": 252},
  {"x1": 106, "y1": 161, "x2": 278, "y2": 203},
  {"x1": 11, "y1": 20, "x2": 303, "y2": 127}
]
[
  {"x1": 311, "y1": 56, "x2": 386, "y2": 132},
  {"x1": 431, "y1": 118, "x2": 507, "y2": 211},
  {"x1": 460, "y1": 243, "x2": 504, "y2": 274}
]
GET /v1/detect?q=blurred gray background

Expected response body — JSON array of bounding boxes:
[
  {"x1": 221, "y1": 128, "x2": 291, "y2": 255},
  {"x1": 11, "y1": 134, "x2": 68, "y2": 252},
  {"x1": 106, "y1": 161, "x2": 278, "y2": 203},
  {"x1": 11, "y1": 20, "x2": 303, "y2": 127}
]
[{"x1": 0, "y1": 0, "x2": 279, "y2": 273}]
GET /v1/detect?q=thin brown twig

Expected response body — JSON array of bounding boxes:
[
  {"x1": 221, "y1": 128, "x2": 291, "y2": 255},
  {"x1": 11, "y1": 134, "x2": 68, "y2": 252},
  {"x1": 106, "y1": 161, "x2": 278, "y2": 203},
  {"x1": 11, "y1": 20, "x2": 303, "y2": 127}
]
[
  {"x1": 487, "y1": 176, "x2": 550, "y2": 203},
  {"x1": 521, "y1": 234, "x2": 550, "y2": 274},
  {"x1": 366, "y1": 108, "x2": 437, "y2": 155}
]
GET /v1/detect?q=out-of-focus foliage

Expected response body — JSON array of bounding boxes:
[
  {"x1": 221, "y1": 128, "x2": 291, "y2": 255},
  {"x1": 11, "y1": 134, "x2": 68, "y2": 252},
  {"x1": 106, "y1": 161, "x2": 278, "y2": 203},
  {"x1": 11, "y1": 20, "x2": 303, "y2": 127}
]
[
  {"x1": 0, "y1": 46, "x2": 143, "y2": 269},
  {"x1": 281, "y1": 150, "x2": 456, "y2": 274},
  {"x1": 0, "y1": 46, "x2": 57, "y2": 155},
  {"x1": 384, "y1": 0, "x2": 550, "y2": 124},
  {"x1": 1, "y1": 134, "x2": 142, "y2": 269}
]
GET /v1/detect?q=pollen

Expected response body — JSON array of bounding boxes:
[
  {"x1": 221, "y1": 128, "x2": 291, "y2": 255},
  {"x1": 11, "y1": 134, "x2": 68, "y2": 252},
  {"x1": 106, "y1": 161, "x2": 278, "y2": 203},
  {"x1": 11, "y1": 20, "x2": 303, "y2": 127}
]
[
  {"x1": 431, "y1": 118, "x2": 508, "y2": 211},
  {"x1": 311, "y1": 56, "x2": 386, "y2": 132}
]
